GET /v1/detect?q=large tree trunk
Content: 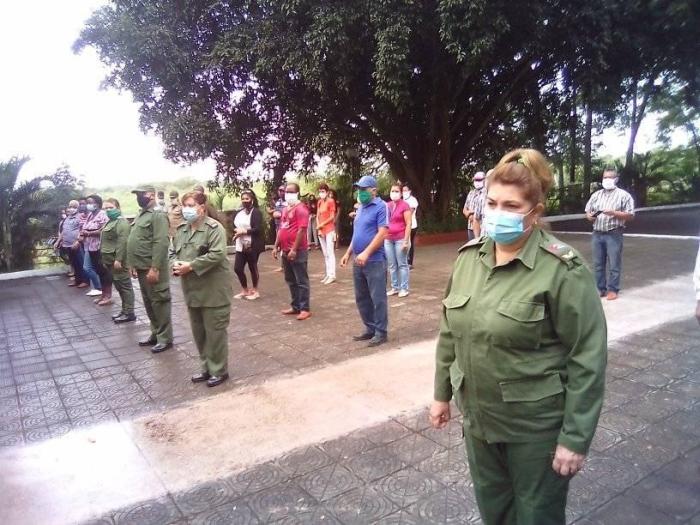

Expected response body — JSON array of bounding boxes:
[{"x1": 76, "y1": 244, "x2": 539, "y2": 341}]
[{"x1": 583, "y1": 103, "x2": 593, "y2": 198}]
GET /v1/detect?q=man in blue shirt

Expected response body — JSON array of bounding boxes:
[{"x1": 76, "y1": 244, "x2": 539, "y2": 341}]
[{"x1": 340, "y1": 175, "x2": 389, "y2": 346}]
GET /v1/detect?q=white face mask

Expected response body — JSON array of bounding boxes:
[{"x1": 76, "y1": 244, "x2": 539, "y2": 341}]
[
  {"x1": 602, "y1": 178, "x2": 617, "y2": 190},
  {"x1": 474, "y1": 180, "x2": 485, "y2": 190},
  {"x1": 285, "y1": 192, "x2": 299, "y2": 205},
  {"x1": 402, "y1": 191, "x2": 411, "y2": 200},
  {"x1": 318, "y1": 191, "x2": 327, "y2": 199},
  {"x1": 390, "y1": 191, "x2": 401, "y2": 201}
]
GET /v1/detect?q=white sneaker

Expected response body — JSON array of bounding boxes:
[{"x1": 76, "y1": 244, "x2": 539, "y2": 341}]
[
  {"x1": 86, "y1": 289, "x2": 102, "y2": 297},
  {"x1": 398, "y1": 290, "x2": 409, "y2": 298},
  {"x1": 386, "y1": 289, "x2": 399, "y2": 296},
  {"x1": 320, "y1": 276, "x2": 328, "y2": 283},
  {"x1": 245, "y1": 291, "x2": 260, "y2": 300},
  {"x1": 324, "y1": 277, "x2": 336, "y2": 284},
  {"x1": 233, "y1": 292, "x2": 248, "y2": 299}
]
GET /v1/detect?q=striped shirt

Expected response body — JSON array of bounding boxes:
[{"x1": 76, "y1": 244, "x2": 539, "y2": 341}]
[
  {"x1": 463, "y1": 188, "x2": 485, "y2": 230},
  {"x1": 585, "y1": 188, "x2": 635, "y2": 232}
]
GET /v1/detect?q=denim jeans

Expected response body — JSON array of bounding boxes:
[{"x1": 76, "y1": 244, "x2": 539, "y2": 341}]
[
  {"x1": 353, "y1": 259, "x2": 388, "y2": 337},
  {"x1": 282, "y1": 250, "x2": 310, "y2": 311},
  {"x1": 82, "y1": 245, "x2": 101, "y2": 290},
  {"x1": 384, "y1": 239, "x2": 409, "y2": 291},
  {"x1": 592, "y1": 229, "x2": 623, "y2": 293}
]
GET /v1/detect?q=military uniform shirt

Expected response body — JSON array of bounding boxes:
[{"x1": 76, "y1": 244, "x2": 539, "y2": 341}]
[
  {"x1": 127, "y1": 206, "x2": 170, "y2": 270},
  {"x1": 171, "y1": 217, "x2": 232, "y2": 308},
  {"x1": 100, "y1": 217, "x2": 130, "y2": 267},
  {"x1": 434, "y1": 228, "x2": 607, "y2": 455}
]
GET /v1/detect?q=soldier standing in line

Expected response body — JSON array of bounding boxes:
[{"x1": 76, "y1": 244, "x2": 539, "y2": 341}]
[
  {"x1": 127, "y1": 185, "x2": 174, "y2": 353},
  {"x1": 430, "y1": 149, "x2": 607, "y2": 525},
  {"x1": 167, "y1": 190, "x2": 184, "y2": 241},
  {"x1": 172, "y1": 191, "x2": 232, "y2": 387},
  {"x1": 101, "y1": 198, "x2": 136, "y2": 323}
]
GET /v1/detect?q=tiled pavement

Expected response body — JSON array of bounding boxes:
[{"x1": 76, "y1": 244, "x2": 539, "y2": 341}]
[
  {"x1": 78, "y1": 317, "x2": 700, "y2": 525},
  {"x1": 1, "y1": 234, "x2": 699, "y2": 524},
  {"x1": 0, "y1": 235, "x2": 696, "y2": 447}
]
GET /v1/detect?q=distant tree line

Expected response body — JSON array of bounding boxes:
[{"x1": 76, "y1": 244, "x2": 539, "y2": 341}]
[{"x1": 75, "y1": 0, "x2": 700, "y2": 220}]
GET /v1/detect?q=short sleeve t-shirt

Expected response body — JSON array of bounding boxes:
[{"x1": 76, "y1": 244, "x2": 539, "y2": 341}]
[
  {"x1": 351, "y1": 197, "x2": 388, "y2": 262},
  {"x1": 317, "y1": 198, "x2": 337, "y2": 235},
  {"x1": 387, "y1": 199, "x2": 411, "y2": 241},
  {"x1": 404, "y1": 195, "x2": 419, "y2": 229},
  {"x1": 278, "y1": 203, "x2": 310, "y2": 251}
]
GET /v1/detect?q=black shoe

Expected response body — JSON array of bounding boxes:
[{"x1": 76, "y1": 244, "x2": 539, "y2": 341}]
[
  {"x1": 191, "y1": 372, "x2": 210, "y2": 383},
  {"x1": 207, "y1": 373, "x2": 229, "y2": 387},
  {"x1": 139, "y1": 337, "x2": 157, "y2": 347},
  {"x1": 352, "y1": 332, "x2": 374, "y2": 341},
  {"x1": 114, "y1": 313, "x2": 136, "y2": 324},
  {"x1": 368, "y1": 335, "x2": 388, "y2": 347},
  {"x1": 151, "y1": 342, "x2": 173, "y2": 353},
  {"x1": 111, "y1": 312, "x2": 124, "y2": 320}
]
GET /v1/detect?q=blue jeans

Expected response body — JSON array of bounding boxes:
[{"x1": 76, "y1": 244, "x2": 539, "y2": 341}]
[
  {"x1": 81, "y1": 245, "x2": 101, "y2": 290},
  {"x1": 384, "y1": 239, "x2": 409, "y2": 291},
  {"x1": 353, "y1": 260, "x2": 388, "y2": 337},
  {"x1": 282, "y1": 250, "x2": 310, "y2": 312},
  {"x1": 592, "y1": 230, "x2": 623, "y2": 293}
]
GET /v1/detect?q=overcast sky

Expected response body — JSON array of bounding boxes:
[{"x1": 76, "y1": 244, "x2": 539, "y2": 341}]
[{"x1": 0, "y1": 1, "x2": 683, "y2": 189}]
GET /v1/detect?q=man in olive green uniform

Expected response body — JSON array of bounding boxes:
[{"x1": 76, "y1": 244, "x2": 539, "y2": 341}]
[
  {"x1": 101, "y1": 205, "x2": 135, "y2": 323},
  {"x1": 172, "y1": 207, "x2": 232, "y2": 387},
  {"x1": 127, "y1": 185, "x2": 174, "y2": 353},
  {"x1": 433, "y1": 228, "x2": 607, "y2": 525}
]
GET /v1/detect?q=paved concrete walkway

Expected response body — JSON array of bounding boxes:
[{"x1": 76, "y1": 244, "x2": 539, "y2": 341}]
[{"x1": 0, "y1": 234, "x2": 698, "y2": 524}]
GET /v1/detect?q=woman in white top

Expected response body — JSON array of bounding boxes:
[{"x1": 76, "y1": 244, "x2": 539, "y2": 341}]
[
  {"x1": 233, "y1": 190, "x2": 265, "y2": 300},
  {"x1": 402, "y1": 184, "x2": 419, "y2": 267}
]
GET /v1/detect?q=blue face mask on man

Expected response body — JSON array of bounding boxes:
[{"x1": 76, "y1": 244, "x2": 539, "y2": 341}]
[{"x1": 482, "y1": 208, "x2": 535, "y2": 245}]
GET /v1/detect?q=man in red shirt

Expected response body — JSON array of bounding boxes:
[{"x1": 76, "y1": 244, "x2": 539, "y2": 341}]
[{"x1": 273, "y1": 182, "x2": 311, "y2": 320}]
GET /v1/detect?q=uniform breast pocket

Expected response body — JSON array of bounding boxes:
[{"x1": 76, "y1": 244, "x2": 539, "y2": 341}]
[
  {"x1": 441, "y1": 293, "x2": 470, "y2": 329},
  {"x1": 491, "y1": 300, "x2": 546, "y2": 350}
]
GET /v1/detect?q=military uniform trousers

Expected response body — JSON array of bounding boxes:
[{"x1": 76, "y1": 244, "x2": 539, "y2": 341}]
[
  {"x1": 464, "y1": 432, "x2": 569, "y2": 525},
  {"x1": 187, "y1": 305, "x2": 230, "y2": 376},
  {"x1": 136, "y1": 269, "x2": 173, "y2": 344},
  {"x1": 112, "y1": 267, "x2": 135, "y2": 315}
]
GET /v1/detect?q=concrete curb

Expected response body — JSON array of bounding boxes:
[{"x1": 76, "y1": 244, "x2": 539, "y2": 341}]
[{"x1": 0, "y1": 266, "x2": 70, "y2": 282}]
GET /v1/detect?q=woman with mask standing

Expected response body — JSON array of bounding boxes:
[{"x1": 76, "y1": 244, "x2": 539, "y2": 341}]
[
  {"x1": 80, "y1": 194, "x2": 108, "y2": 301},
  {"x1": 401, "y1": 184, "x2": 419, "y2": 268},
  {"x1": 60, "y1": 200, "x2": 88, "y2": 289},
  {"x1": 233, "y1": 190, "x2": 265, "y2": 300},
  {"x1": 384, "y1": 184, "x2": 412, "y2": 297},
  {"x1": 101, "y1": 198, "x2": 136, "y2": 322},
  {"x1": 316, "y1": 183, "x2": 337, "y2": 284},
  {"x1": 172, "y1": 192, "x2": 232, "y2": 387},
  {"x1": 430, "y1": 149, "x2": 607, "y2": 525}
]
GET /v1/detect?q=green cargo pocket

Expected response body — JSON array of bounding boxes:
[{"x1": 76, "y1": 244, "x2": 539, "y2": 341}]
[
  {"x1": 499, "y1": 373, "x2": 564, "y2": 402},
  {"x1": 492, "y1": 300, "x2": 546, "y2": 350},
  {"x1": 442, "y1": 294, "x2": 470, "y2": 309}
]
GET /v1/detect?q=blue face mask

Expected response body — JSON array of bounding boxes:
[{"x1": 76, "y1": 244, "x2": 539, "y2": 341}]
[
  {"x1": 483, "y1": 208, "x2": 534, "y2": 245},
  {"x1": 86, "y1": 204, "x2": 96, "y2": 212},
  {"x1": 182, "y1": 206, "x2": 199, "y2": 223}
]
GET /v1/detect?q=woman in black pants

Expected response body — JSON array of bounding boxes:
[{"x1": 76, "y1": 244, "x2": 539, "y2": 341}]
[{"x1": 233, "y1": 190, "x2": 265, "y2": 300}]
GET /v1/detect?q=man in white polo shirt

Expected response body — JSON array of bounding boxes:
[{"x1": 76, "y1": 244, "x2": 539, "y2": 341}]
[{"x1": 584, "y1": 168, "x2": 635, "y2": 300}]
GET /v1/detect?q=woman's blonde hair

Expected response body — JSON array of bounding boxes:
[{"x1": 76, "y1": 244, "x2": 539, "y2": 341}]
[{"x1": 488, "y1": 148, "x2": 553, "y2": 206}]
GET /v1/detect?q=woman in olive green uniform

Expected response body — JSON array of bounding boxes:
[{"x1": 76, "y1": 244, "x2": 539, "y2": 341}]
[
  {"x1": 430, "y1": 149, "x2": 607, "y2": 525},
  {"x1": 171, "y1": 192, "x2": 232, "y2": 387},
  {"x1": 101, "y1": 198, "x2": 135, "y2": 323}
]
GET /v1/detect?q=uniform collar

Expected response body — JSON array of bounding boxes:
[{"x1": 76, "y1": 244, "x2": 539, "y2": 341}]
[{"x1": 478, "y1": 228, "x2": 541, "y2": 270}]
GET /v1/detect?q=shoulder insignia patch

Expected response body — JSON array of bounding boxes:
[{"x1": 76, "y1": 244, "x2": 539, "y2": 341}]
[{"x1": 544, "y1": 242, "x2": 579, "y2": 265}]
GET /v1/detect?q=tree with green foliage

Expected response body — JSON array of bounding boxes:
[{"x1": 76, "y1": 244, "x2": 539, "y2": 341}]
[
  {"x1": 76, "y1": 0, "x2": 699, "y2": 220},
  {"x1": 0, "y1": 158, "x2": 82, "y2": 272}
]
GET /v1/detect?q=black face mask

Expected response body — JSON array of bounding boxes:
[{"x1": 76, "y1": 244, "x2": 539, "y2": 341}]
[
  {"x1": 78, "y1": 204, "x2": 87, "y2": 213},
  {"x1": 242, "y1": 201, "x2": 252, "y2": 209},
  {"x1": 136, "y1": 194, "x2": 151, "y2": 208}
]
